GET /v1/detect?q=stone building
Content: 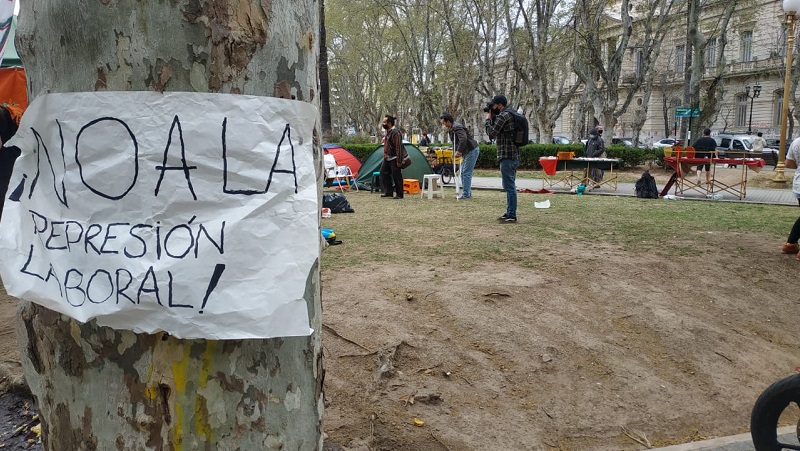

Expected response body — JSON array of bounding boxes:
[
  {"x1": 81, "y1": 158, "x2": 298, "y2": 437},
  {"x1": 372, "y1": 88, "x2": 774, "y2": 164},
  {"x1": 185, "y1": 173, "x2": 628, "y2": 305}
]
[{"x1": 552, "y1": 0, "x2": 793, "y2": 145}]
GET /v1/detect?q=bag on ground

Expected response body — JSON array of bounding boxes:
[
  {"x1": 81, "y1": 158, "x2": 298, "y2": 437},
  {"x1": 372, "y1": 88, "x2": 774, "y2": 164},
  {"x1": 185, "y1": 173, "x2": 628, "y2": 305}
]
[
  {"x1": 634, "y1": 171, "x2": 659, "y2": 199},
  {"x1": 323, "y1": 193, "x2": 355, "y2": 213}
]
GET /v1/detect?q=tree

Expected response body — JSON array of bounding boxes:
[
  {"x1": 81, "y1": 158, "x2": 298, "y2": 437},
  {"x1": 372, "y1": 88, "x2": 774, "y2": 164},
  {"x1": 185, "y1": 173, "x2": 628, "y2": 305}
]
[
  {"x1": 321, "y1": 0, "x2": 333, "y2": 141},
  {"x1": 505, "y1": 0, "x2": 580, "y2": 144},
  {"x1": 13, "y1": 1, "x2": 323, "y2": 449}
]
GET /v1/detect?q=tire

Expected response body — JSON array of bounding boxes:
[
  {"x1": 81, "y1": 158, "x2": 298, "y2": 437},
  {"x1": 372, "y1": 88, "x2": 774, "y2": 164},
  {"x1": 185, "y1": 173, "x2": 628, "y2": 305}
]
[
  {"x1": 440, "y1": 168, "x2": 453, "y2": 185},
  {"x1": 751, "y1": 373, "x2": 800, "y2": 450}
]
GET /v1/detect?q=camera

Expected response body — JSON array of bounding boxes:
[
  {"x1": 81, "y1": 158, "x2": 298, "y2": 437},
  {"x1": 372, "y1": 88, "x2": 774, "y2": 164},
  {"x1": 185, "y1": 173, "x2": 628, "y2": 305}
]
[{"x1": 483, "y1": 103, "x2": 492, "y2": 113}]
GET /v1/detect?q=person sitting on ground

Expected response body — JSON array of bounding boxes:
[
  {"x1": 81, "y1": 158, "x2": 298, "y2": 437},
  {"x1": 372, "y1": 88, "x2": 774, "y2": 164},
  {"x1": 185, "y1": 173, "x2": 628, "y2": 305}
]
[
  {"x1": 692, "y1": 128, "x2": 718, "y2": 186},
  {"x1": 323, "y1": 150, "x2": 337, "y2": 187}
]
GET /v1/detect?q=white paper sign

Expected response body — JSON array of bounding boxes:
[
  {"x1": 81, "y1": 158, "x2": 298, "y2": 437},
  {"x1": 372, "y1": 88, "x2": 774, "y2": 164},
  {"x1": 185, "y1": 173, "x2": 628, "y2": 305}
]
[
  {"x1": 0, "y1": 1, "x2": 14, "y2": 67},
  {"x1": 0, "y1": 92, "x2": 319, "y2": 340}
]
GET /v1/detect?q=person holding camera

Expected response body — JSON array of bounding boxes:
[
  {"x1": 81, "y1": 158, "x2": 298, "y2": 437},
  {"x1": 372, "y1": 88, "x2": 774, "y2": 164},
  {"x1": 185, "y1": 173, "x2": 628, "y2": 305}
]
[{"x1": 484, "y1": 95, "x2": 519, "y2": 222}]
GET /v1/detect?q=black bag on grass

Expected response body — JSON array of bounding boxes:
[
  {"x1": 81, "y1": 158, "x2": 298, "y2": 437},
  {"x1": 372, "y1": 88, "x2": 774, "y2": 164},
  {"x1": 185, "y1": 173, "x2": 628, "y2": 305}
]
[
  {"x1": 634, "y1": 171, "x2": 659, "y2": 199},
  {"x1": 323, "y1": 193, "x2": 355, "y2": 213}
]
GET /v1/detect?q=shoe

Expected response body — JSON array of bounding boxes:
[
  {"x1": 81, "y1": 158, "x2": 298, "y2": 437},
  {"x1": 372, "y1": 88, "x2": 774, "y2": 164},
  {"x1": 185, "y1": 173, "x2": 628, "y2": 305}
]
[
  {"x1": 498, "y1": 213, "x2": 510, "y2": 220},
  {"x1": 782, "y1": 243, "x2": 799, "y2": 254},
  {"x1": 500, "y1": 216, "x2": 517, "y2": 223},
  {"x1": 381, "y1": 194, "x2": 393, "y2": 197},
  {"x1": 393, "y1": 196, "x2": 403, "y2": 199},
  {"x1": 456, "y1": 195, "x2": 471, "y2": 200}
]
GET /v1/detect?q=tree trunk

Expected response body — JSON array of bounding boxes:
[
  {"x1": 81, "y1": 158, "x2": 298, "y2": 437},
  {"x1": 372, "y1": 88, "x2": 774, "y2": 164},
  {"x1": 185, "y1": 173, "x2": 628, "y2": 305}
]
[
  {"x1": 14, "y1": 1, "x2": 322, "y2": 450},
  {"x1": 319, "y1": 0, "x2": 333, "y2": 141}
]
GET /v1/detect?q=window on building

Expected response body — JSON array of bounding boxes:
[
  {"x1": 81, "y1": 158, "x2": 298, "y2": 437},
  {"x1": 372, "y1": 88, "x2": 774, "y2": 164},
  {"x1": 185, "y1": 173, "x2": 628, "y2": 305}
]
[
  {"x1": 774, "y1": 91, "x2": 784, "y2": 127},
  {"x1": 741, "y1": 31, "x2": 753, "y2": 62},
  {"x1": 737, "y1": 94, "x2": 748, "y2": 127},
  {"x1": 635, "y1": 49, "x2": 646, "y2": 77},
  {"x1": 675, "y1": 45, "x2": 685, "y2": 72},
  {"x1": 606, "y1": 38, "x2": 617, "y2": 63},
  {"x1": 705, "y1": 38, "x2": 716, "y2": 66}
]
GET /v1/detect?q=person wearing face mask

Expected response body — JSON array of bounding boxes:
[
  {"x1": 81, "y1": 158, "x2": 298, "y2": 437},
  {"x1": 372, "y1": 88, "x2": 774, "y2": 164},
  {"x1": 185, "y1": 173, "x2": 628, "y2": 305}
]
[
  {"x1": 584, "y1": 125, "x2": 606, "y2": 183},
  {"x1": 484, "y1": 95, "x2": 519, "y2": 223},
  {"x1": 380, "y1": 114, "x2": 405, "y2": 199},
  {"x1": 440, "y1": 113, "x2": 479, "y2": 200}
]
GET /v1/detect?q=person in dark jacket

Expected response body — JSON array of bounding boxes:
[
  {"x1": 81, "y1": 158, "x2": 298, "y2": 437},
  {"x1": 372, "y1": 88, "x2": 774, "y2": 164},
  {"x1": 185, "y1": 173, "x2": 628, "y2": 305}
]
[
  {"x1": 585, "y1": 125, "x2": 606, "y2": 183},
  {"x1": 0, "y1": 105, "x2": 21, "y2": 221},
  {"x1": 380, "y1": 114, "x2": 405, "y2": 199},
  {"x1": 691, "y1": 128, "x2": 718, "y2": 186},
  {"x1": 419, "y1": 133, "x2": 431, "y2": 147},
  {"x1": 440, "y1": 113, "x2": 480, "y2": 200},
  {"x1": 485, "y1": 95, "x2": 519, "y2": 222}
]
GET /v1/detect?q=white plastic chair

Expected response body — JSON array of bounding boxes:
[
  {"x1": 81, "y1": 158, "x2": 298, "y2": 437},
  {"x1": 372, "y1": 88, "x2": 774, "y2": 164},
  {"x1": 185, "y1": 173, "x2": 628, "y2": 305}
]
[{"x1": 332, "y1": 165, "x2": 358, "y2": 191}]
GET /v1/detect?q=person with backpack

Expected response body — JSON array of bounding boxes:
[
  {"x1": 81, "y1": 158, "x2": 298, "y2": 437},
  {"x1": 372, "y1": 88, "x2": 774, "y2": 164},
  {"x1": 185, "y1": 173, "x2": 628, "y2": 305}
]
[
  {"x1": 440, "y1": 113, "x2": 480, "y2": 200},
  {"x1": 484, "y1": 95, "x2": 519, "y2": 223}
]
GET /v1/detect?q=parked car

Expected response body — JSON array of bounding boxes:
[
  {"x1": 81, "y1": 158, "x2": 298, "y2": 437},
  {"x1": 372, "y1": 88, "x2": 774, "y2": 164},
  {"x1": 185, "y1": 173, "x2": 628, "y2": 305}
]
[
  {"x1": 611, "y1": 137, "x2": 634, "y2": 146},
  {"x1": 714, "y1": 133, "x2": 754, "y2": 158},
  {"x1": 765, "y1": 138, "x2": 790, "y2": 152},
  {"x1": 553, "y1": 136, "x2": 571, "y2": 145},
  {"x1": 653, "y1": 138, "x2": 678, "y2": 148}
]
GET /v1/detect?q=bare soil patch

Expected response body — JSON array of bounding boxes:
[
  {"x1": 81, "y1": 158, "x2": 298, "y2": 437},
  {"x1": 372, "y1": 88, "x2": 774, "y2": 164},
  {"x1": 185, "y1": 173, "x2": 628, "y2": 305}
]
[{"x1": 321, "y1": 183, "x2": 799, "y2": 450}]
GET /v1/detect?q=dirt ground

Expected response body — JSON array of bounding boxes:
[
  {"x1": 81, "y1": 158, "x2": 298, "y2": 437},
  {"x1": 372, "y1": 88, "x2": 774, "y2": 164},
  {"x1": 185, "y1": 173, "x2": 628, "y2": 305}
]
[
  {"x1": 320, "y1": 167, "x2": 800, "y2": 450},
  {"x1": 0, "y1": 166, "x2": 797, "y2": 451}
]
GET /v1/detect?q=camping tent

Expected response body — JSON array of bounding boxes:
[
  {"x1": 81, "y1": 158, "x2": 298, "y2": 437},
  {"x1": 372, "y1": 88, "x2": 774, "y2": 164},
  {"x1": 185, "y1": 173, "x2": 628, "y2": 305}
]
[
  {"x1": 355, "y1": 143, "x2": 433, "y2": 188},
  {"x1": 323, "y1": 144, "x2": 362, "y2": 176}
]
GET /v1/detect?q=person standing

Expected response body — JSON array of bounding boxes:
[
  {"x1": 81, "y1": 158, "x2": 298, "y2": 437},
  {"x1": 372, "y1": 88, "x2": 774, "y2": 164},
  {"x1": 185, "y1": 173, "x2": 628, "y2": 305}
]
[
  {"x1": 380, "y1": 115, "x2": 405, "y2": 199},
  {"x1": 419, "y1": 133, "x2": 431, "y2": 147},
  {"x1": 440, "y1": 113, "x2": 480, "y2": 200},
  {"x1": 780, "y1": 136, "x2": 800, "y2": 259},
  {"x1": 752, "y1": 132, "x2": 767, "y2": 154},
  {"x1": 692, "y1": 128, "x2": 718, "y2": 186},
  {"x1": 584, "y1": 125, "x2": 606, "y2": 183},
  {"x1": 484, "y1": 95, "x2": 519, "y2": 222}
]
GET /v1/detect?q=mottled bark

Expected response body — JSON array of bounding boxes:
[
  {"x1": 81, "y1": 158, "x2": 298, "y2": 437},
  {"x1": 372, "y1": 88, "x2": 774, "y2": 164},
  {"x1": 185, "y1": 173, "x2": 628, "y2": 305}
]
[{"x1": 14, "y1": 1, "x2": 322, "y2": 450}]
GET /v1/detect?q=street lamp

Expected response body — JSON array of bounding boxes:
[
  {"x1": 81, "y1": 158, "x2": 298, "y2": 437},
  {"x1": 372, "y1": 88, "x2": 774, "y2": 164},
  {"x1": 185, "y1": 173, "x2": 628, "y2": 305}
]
[
  {"x1": 745, "y1": 83, "x2": 761, "y2": 134},
  {"x1": 775, "y1": 0, "x2": 800, "y2": 183}
]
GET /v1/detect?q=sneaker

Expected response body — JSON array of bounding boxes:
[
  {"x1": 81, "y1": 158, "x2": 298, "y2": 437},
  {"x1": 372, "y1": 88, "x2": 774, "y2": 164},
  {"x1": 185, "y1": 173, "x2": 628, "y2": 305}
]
[
  {"x1": 499, "y1": 216, "x2": 517, "y2": 223},
  {"x1": 456, "y1": 194, "x2": 471, "y2": 200},
  {"x1": 498, "y1": 213, "x2": 510, "y2": 220},
  {"x1": 782, "y1": 243, "x2": 799, "y2": 254}
]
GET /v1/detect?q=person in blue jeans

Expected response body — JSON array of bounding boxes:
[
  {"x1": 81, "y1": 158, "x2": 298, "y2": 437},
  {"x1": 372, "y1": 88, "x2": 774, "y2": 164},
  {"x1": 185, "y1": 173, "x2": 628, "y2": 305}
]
[
  {"x1": 440, "y1": 113, "x2": 480, "y2": 200},
  {"x1": 484, "y1": 95, "x2": 520, "y2": 222}
]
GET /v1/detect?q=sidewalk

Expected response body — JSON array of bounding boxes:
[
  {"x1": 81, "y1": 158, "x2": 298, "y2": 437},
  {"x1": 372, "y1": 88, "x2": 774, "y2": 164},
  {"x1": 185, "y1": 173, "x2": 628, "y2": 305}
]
[{"x1": 449, "y1": 167, "x2": 797, "y2": 206}]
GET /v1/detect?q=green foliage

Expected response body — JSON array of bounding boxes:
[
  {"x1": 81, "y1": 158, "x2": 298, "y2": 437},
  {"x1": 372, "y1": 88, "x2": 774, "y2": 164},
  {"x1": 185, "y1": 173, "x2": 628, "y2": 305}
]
[
  {"x1": 332, "y1": 141, "x2": 660, "y2": 171},
  {"x1": 604, "y1": 145, "x2": 656, "y2": 168},
  {"x1": 336, "y1": 143, "x2": 379, "y2": 162}
]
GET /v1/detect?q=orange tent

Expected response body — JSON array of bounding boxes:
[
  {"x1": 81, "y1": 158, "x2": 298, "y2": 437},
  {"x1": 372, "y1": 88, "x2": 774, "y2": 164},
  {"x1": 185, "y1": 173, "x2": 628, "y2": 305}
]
[{"x1": 0, "y1": 67, "x2": 26, "y2": 109}]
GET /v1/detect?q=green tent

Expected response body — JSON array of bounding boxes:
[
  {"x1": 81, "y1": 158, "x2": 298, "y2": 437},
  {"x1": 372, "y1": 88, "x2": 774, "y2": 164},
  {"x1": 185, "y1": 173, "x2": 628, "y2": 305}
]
[{"x1": 355, "y1": 143, "x2": 433, "y2": 189}]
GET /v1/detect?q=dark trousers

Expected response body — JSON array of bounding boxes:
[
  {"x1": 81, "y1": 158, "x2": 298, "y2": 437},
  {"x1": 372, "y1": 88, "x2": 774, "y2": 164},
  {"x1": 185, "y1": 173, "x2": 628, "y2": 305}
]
[
  {"x1": 790, "y1": 199, "x2": 800, "y2": 244},
  {"x1": 380, "y1": 159, "x2": 404, "y2": 197},
  {"x1": 0, "y1": 146, "x2": 21, "y2": 221}
]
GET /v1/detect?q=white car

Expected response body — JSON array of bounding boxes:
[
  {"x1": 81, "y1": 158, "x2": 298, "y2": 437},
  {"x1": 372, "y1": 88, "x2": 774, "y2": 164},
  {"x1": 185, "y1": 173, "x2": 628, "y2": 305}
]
[{"x1": 653, "y1": 138, "x2": 679, "y2": 148}]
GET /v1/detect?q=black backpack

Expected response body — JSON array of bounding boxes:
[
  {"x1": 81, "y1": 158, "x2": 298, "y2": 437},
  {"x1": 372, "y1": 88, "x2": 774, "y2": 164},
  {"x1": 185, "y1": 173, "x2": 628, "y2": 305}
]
[
  {"x1": 634, "y1": 171, "x2": 659, "y2": 199},
  {"x1": 506, "y1": 109, "x2": 529, "y2": 147}
]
